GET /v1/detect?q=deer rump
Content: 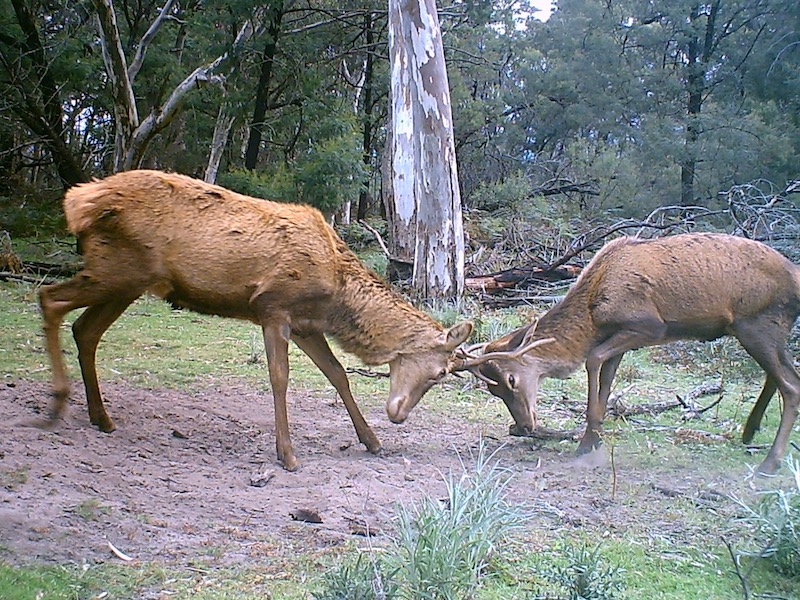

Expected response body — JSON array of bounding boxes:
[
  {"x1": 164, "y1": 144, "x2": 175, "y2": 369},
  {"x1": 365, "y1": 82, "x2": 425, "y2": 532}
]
[
  {"x1": 38, "y1": 170, "x2": 473, "y2": 471},
  {"x1": 457, "y1": 233, "x2": 800, "y2": 475}
]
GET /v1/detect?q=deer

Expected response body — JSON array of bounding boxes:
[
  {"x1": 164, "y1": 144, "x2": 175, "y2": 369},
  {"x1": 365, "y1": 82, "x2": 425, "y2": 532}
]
[
  {"x1": 453, "y1": 233, "x2": 800, "y2": 474},
  {"x1": 37, "y1": 170, "x2": 473, "y2": 471}
]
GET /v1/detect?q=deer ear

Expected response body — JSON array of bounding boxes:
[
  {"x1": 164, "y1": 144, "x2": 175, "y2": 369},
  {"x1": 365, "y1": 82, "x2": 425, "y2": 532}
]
[
  {"x1": 443, "y1": 321, "x2": 473, "y2": 350},
  {"x1": 521, "y1": 316, "x2": 541, "y2": 346}
]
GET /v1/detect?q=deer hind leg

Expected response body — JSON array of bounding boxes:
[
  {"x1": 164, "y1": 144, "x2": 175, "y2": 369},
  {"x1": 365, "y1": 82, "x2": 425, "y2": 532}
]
[
  {"x1": 260, "y1": 318, "x2": 297, "y2": 471},
  {"x1": 39, "y1": 275, "x2": 138, "y2": 425},
  {"x1": 579, "y1": 327, "x2": 665, "y2": 455},
  {"x1": 72, "y1": 297, "x2": 137, "y2": 432},
  {"x1": 733, "y1": 320, "x2": 800, "y2": 474},
  {"x1": 293, "y1": 333, "x2": 381, "y2": 454},
  {"x1": 741, "y1": 375, "x2": 778, "y2": 445}
]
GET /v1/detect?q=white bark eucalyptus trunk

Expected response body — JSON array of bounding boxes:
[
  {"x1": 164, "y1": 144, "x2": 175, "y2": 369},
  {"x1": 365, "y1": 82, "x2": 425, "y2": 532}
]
[{"x1": 387, "y1": 0, "x2": 465, "y2": 299}]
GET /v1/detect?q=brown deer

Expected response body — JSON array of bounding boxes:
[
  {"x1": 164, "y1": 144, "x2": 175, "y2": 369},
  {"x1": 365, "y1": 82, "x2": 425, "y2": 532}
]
[
  {"x1": 38, "y1": 170, "x2": 473, "y2": 471},
  {"x1": 454, "y1": 233, "x2": 800, "y2": 474}
]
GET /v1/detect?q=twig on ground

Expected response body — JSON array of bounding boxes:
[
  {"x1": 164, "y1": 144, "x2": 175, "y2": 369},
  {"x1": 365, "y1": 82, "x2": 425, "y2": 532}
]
[
  {"x1": 723, "y1": 536, "x2": 750, "y2": 600},
  {"x1": 345, "y1": 367, "x2": 390, "y2": 378}
]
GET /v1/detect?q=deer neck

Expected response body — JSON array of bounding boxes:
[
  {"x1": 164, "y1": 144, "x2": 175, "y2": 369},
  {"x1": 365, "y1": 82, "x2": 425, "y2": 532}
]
[
  {"x1": 328, "y1": 250, "x2": 444, "y2": 366},
  {"x1": 529, "y1": 287, "x2": 596, "y2": 378}
]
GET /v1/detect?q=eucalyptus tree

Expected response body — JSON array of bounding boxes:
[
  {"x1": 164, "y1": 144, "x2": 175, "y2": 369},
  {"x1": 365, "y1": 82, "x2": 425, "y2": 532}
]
[
  {"x1": 91, "y1": 0, "x2": 271, "y2": 172},
  {"x1": 386, "y1": 0, "x2": 465, "y2": 299},
  {"x1": 489, "y1": 0, "x2": 800, "y2": 216}
]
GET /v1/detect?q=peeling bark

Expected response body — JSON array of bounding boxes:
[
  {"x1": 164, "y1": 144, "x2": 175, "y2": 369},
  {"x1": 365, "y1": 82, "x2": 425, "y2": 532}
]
[{"x1": 387, "y1": 0, "x2": 465, "y2": 299}]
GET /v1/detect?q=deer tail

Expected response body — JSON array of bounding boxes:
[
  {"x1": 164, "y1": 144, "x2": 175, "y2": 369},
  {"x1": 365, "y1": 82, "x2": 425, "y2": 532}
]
[{"x1": 63, "y1": 179, "x2": 116, "y2": 236}]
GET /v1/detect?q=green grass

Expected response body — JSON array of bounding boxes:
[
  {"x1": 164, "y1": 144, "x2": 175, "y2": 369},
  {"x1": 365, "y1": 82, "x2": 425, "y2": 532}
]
[{"x1": 0, "y1": 561, "x2": 315, "y2": 600}]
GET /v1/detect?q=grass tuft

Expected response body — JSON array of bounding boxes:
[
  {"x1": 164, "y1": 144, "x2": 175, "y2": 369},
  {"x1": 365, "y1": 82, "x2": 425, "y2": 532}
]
[
  {"x1": 389, "y1": 441, "x2": 523, "y2": 599},
  {"x1": 734, "y1": 454, "x2": 800, "y2": 578}
]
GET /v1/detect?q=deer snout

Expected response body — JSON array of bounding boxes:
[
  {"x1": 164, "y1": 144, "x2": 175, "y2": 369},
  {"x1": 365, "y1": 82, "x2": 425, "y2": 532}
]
[{"x1": 386, "y1": 396, "x2": 411, "y2": 424}]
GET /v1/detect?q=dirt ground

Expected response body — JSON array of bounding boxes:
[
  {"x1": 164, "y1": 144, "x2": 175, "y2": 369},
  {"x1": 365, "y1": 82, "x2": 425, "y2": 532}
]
[{"x1": 0, "y1": 377, "x2": 759, "y2": 568}]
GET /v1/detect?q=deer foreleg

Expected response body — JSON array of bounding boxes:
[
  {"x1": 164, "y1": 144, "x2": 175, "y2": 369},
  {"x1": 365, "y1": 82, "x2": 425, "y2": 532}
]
[
  {"x1": 579, "y1": 329, "x2": 663, "y2": 455},
  {"x1": 293, "y1": 334, "x2": 381, "y2": 454},
  {"x1": 72, "y1": 298, "x2": 136, "y2": 432},
  {"x1": 262, "y1": 319, "x2": 297, "y2": 471}
]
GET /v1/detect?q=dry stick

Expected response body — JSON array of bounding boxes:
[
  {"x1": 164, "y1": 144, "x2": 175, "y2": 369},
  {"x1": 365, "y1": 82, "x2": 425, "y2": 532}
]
[
  {"x1": 610, "y1": 441, "x2": 617, "y2": 500},
  {"x1": 345, "y1": 367, "x2": 389, "y2": 379},
  {"x1": 358, "y1": 220, "x2": 391, "y2": 260},
  {"x1": 723, "y1": 536, "x2": 750, "y2": 600}
]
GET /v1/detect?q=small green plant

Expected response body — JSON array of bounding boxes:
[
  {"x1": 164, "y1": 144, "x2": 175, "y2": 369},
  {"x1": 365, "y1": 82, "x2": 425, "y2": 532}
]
[
  {"x1": 72, "y1": 498, "x2": 110, "y2": 521},
  {"x1": 314, "y1": 551, "x2": 398, "y2": 600},
  {"x1": 390, "y1": 442, "x2": 523, "y2": 600},
  {"x1": 537, "y1": 542, "x2": 625, "y2": 600},
  {"x1": 0, "y1": 467, "x2": 28, "y2": 490},
  {"x1": 734, "y1": 454, "x2": 800, "y2": 578}
]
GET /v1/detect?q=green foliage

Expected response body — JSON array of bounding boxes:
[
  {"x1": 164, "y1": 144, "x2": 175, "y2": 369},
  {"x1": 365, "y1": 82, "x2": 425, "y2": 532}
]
[
  {"x1": 295, "y1": 130, "x2": 366, "y2": 215},
  {"x1": 218, "y1": 167, "x2": 296, "y2": 203},
  {"x1": 468, "y1": 171, "x2": 536, "y2": 213},
  {"x1": 218, "y1": 115, "x2": 364, "y2": 215},
  {"x1": 537, "y1": 542, "x2": 625, "y2": 600},
  {"x1": 0, "y1": 182, "x2": 64, "y2": 237},
  {"x1": 389, "y1": 443, "x2": 523, "y2": 599},
  {"x1": 314, "y1": 552, "x2": 398, "y2": 600},
  {"x1": 734, "y1": 455, "x2": 800, "y2": 578}
]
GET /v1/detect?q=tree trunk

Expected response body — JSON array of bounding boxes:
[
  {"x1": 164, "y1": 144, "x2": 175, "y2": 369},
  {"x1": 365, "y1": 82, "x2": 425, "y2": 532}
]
[
  {"x1": 94, "y1": 0, "x2": 263, "y2": 172},
  {"x1": 357, "y1": 12, "x2": 376, "y2": 222},
  {"x1": 387, "y1": 0, "x2": 465, "y2": 299},
  {"x1": 244, "y1": 2, "x2": 285, "y2": 170},
  {"x1": 205, "y1": 102, "x2": 235, "y2": 184},
  {"x1": 680, "y1": 1, "x2": 719, "y2": 206}
]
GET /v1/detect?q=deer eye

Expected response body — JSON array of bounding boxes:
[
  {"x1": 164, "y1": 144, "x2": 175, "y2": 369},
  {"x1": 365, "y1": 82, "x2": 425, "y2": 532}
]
[{"x1": 507, "y1": 374, "x2": 516, "y2": 389}]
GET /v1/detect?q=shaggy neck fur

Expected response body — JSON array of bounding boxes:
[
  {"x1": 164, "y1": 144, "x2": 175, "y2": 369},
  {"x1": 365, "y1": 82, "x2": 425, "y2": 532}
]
[{"x1": 327, "y1": 242, "x2": 445, "y2": 365}]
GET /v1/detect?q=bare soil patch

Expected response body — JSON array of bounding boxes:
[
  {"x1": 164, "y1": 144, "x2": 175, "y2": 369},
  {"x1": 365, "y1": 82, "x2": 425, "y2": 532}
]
[{"x1": 0, "y1": 378, "x2": 756, "y2": 567}]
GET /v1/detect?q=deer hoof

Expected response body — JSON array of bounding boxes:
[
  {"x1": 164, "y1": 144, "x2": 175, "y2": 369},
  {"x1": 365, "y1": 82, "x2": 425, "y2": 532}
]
[
  {"x1": 281, "y1": 454, "x2": 299, "y2": 472},
  {"x1": 92, "y1": 415, "x2": 116, "y2": 433},
  {"x1": 509, "y1": 423, "x2": 534, "y2": 437},
  {"x1": 755, "y1": 457, "x2": 779, "y2": 476},
  {"x1": 364, "y1": 439, "x2": 382, "y2": 455},
  {"x1": 575, "y1": 437, "x2": 602, "y2": 456}
]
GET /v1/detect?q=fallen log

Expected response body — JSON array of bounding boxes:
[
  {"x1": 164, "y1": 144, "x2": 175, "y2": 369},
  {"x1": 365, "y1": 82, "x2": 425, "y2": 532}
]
[{"x1": 466, "y1": 264, "x2": 581, "y2": 292}]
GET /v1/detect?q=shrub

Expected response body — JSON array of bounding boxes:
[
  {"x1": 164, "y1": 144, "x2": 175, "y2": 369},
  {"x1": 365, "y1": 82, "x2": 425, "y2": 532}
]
[
  {"x1": 313, "y1": 442, "x2": 524, "y2": 600},
  {"x1": 537, "y1": 542, "x2": 625, "y2": 600},
  {"x1": 734, "y1": 454, "x2": 800, "y2": 578},
  {"x1": 314, "y1": 551, "x2": 398, "y2": 600},
  {"x1": 389, "y1": 443, "x2": 523, "y2": 600}
]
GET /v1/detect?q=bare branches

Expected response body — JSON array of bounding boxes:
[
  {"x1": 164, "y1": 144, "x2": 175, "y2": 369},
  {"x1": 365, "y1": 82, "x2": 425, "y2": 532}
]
[
  {"x1": 127, "y1": 0, "x2": 178, "y2": 83},
  {"x1": 468, "y1": 179, "x2": 800, "y2": 308}
]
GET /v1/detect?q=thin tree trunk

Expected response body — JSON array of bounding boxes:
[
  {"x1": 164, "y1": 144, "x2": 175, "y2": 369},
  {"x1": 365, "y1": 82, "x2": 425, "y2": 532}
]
[
  {"x1": 357, "y1": 12, "x2": 376, "y2": 222},
  {"x1": 205, "y1": 102, "x2": 235, "y2": 183},
  {"x1": 95, "y1": 0, "x2": 263, "y2": 172},
  {"x1": 244, "y1": 2, "x2": 284, "y2": 170},
  {"x1": 6, "y1": 0, "x2": 88, "y2": 187},
  {"x1": 681, "y1": 1, "x2": 719, "y2": 206}
]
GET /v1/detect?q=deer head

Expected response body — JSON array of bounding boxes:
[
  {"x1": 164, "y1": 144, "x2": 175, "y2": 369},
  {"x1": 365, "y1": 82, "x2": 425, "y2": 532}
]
[
  {"x1": 451, "y1": 323, "x2": 555, "y2": 435},
  {"x1": 386, "y1": 321, "x2": 473, "y2": 423}
]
